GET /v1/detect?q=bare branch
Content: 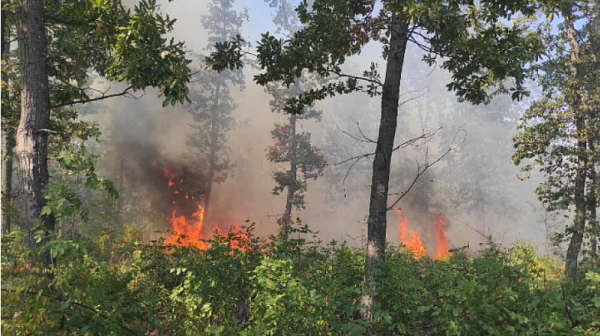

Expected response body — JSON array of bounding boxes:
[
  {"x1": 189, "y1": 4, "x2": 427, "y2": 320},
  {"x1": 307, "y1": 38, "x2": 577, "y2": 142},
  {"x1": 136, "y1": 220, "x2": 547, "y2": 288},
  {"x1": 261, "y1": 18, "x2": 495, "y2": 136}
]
[
  {"x1": 399, "y1": 87, "x2": 430, "y2": 106},
  {"x1": 330, "y1": 117, "x2": 375, "y2": 143},
  {"x1": 387, "y1": 128, "x2": 467, "y2": 210},
  {"x1": 51, "y1": 86, "x2": 135, "y2": 109},
  {"x1": 392, "y1": 127, "x2": 441, "y2": 152}
]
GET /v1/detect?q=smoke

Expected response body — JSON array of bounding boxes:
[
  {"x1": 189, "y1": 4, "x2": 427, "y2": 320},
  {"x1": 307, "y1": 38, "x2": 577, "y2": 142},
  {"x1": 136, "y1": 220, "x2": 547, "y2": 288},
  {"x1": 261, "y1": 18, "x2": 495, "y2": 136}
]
[{"x1": 82, "y1": 0, "x2": 554, "y2": 254}]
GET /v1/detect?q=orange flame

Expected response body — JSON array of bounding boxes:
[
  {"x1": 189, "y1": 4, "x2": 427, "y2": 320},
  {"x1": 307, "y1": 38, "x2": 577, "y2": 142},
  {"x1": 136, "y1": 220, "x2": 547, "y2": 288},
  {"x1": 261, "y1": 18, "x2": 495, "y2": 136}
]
[
  {"x1": 156, "y1": 162, "x2": 245, "y2": 250},
  {"x1": 397, "y1": 209, "x2": 426, "y2": 259},
  {"x1": 165, "y1": 205, "x2": 209, "y2": 249},
  {"x1": 433, "y1": 214, "x2": 449, "y2": 259}
]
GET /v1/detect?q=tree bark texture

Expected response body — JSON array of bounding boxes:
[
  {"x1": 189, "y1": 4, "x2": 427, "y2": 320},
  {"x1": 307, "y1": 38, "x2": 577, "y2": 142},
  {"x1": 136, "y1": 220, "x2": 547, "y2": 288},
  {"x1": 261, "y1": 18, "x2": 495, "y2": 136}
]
[
  {"x1": 565, "y1": 12, "x2": 587, "y2": 278},
  {"x1": 15, "y1": 0, "x2": 55, "y2": 266},
  {"x1": 360, "y1": 13, "x2": 409, "y2": 319}
]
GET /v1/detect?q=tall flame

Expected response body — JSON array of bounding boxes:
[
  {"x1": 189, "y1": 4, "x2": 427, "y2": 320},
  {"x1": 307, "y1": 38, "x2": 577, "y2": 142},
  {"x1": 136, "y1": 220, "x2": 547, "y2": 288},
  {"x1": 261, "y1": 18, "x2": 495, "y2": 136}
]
[
  {"x1": 397, "y1": 209, "x2": 426, "y2": 259},
  {"x1": 165, "y1": 205, "x2": 209, "y2": 249},
  {"x1": 433, "y1": 214, "x2": 449, "y2": 259},
  {"x1": 396, "y1": 209, "x2": 450, "y2": 260}
]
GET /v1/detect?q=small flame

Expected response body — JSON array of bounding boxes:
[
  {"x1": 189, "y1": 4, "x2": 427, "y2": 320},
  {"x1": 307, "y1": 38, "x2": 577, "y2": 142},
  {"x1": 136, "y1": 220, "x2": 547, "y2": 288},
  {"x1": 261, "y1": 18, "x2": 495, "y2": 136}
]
[
  {"x1": 433, "y1": 214, "x2": 449, "y2": 259},
  {"x1": 397, "y1": 209, "x2": 426, "y2": 259}
]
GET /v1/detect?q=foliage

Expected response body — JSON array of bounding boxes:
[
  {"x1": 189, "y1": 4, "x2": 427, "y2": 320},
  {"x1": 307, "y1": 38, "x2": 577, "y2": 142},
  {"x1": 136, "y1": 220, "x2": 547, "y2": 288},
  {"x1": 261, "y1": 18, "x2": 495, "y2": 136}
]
[
  {"x1": 267, "y1": 123, "x2": 327, "y2": 209},
  {"x1": 3, "y1": 225, "x2": 600, "y2": 335},
  {"x1": 208, "y1": 0, "x2": 546, "y2": 111},
  {"x1": 185, "y1": 0, "x2": 248, "y2": 186}
]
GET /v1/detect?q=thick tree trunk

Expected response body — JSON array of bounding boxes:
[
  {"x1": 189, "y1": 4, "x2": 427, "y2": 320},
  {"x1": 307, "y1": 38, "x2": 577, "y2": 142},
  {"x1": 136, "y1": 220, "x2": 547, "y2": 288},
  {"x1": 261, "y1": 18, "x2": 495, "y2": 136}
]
[
  {"x1": 565, "y1": 13, "x2": 587, "y2": 278},
  {"x1": 15, "y1": 0, "x2": 55, "y2": 266},
  {"x1": 360, "y1": 13, "x2": 409, "y2": 320},
  {"x1": 281, "y1": 114, "x2": 297, "y2": 242},
  {"x1": 1, "y1": 5, "x2": 14, "y2": 235}
]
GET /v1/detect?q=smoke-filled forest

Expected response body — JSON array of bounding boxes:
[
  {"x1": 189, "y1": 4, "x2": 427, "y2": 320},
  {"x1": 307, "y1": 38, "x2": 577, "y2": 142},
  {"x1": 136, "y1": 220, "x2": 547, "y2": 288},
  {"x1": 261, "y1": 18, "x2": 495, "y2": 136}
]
[{"x1": 1, "y1": 0, "x2": 600, "y2": 334}]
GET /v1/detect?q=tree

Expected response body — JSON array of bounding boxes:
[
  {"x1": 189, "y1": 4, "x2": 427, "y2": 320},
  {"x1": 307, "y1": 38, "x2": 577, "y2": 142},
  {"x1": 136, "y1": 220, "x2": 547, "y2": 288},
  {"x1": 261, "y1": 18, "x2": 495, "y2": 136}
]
[
  {"x1": 186, "y1": 0, "x2": 247, "y2": 220},
  {"x1": 7, "y1": 0, "x2": 191, "y2": 266},
  {"x1": 208, "y1": 0, "x2": 546, "y2": 322},
  {"x1": 512, "y1": 0, "x2": 600, "y2": 277},
  {"x1": 263, "y1": 0, "x2": 327, "y2": 241},
  {"x1": 1, "y1": 0, "x2": 17, "y2": 234}
]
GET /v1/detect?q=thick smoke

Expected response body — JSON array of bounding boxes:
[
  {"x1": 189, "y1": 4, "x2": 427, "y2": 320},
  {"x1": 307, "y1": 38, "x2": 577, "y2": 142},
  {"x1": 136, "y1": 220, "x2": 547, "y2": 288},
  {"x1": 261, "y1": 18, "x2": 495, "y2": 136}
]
[{"x1": 83, "y1": 0, "x2": 556, "y2": 255}]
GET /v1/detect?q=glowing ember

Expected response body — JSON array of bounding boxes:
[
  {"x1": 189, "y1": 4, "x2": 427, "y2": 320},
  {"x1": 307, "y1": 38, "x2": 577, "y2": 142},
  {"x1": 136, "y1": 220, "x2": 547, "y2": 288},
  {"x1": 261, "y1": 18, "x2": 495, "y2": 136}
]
[
  {"x1": 433, "y1": 214, "x2": 449, "y2": 259},
  {"x1": 397, "y1": 209, "x2": 426, "y2": 259}
]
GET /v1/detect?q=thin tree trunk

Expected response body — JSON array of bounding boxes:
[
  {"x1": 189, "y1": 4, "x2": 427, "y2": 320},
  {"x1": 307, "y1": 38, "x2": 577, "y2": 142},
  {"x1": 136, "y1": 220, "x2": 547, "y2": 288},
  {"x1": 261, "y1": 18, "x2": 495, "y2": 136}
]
[
  {"x1": 360, "y1": 13, "x2": 409, "y2": 321},
  {"x1": 281, "y1": 114, "x2": 297, "y2": 242},
  {"x1": 565, "y1": 12, "x2": 587, "y2": 278},
  {"x1": 205, "y1": 82, "x2": 221, "y2": 221},
  {"x1": 1, "y1": 5, "x2": 14, "y2": 234},
  {"x1": 115, "y1": 156, "x2": 125, "y2": 228},
  {"x1": 2, "y1": 132, "x2": 13, "y2": 234},
  {"x1": 15, "y1": 0, "x2": 55, "y2": 267},
  {"x1": 588, "y1": 128, "x2": 598, "y2": 259}
]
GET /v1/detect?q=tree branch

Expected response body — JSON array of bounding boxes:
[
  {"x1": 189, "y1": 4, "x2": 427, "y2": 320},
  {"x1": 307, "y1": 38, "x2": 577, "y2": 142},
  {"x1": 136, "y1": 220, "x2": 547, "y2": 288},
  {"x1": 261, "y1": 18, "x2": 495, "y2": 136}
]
[
  {"x1": 387, "y1": 128, "x2": 466, "y2": 210},
  {"x1": 51, "y1": 86, "x2": 135, "y2": 109},
  {"x1": 328, "y1": 66, "x2": 382, "y2": 87}
]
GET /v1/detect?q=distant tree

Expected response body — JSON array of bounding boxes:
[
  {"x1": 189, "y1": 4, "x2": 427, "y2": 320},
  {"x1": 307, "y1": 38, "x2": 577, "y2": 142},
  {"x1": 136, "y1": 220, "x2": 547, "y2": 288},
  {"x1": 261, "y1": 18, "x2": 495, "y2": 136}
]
[
  {"x1": 209, "y1": 0, "x2": 548, "y2": 322},
  {"x1": 263, "y1": 0, "x2": 327, "y2": 241},
  {"x1": 4, "y1": 0, "x2": 191, "y2": 266},
  {"x1": 186, "y1": 0, "x2": 248, "y2": 219},
  {"x1": 512, "y1": 0, "x2": 600, "y2": 277}
]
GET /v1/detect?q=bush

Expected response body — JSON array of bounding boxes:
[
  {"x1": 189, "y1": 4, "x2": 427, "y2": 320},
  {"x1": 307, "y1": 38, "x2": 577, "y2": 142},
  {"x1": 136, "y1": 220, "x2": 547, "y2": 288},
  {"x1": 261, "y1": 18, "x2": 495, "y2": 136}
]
[{"x1": 2, "y1": 226, "x2": 599, "y2": 335}]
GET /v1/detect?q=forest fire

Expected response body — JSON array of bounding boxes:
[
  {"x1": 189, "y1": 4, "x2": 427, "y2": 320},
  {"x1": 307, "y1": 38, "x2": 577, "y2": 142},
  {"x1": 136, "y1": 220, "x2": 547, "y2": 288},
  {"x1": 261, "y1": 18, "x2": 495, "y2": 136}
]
[
  {"x1": 153, "y1": 161, "x2": 247, "y2": 250},
  {"x1": 396, "y1": 209, "x2": 450, "y2": 259}
]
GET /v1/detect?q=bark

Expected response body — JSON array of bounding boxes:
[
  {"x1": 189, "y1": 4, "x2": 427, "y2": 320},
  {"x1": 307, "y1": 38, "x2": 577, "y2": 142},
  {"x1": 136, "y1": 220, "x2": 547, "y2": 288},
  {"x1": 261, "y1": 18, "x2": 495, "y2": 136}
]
[
  {"x1": 15, "y1": 0, "x2": 55, "y2": 267},
  {"x1": 360, "y1": 13, "x2": 409, "y2": 320},
  {"x1": 564, "y1": 12, "x2": 587, "y2": 279},
  {"x1": 281, "y1": 114, "x2": 297, "y2": 242},
  {"x1": 1, "y1": 4, "x2": 14, "y2": 235}
]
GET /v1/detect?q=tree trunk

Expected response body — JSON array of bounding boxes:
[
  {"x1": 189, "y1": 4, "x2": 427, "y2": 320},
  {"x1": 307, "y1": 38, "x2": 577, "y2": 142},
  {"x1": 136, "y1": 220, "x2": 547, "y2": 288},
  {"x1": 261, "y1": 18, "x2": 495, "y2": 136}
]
[
  {"x1": 15, "y1": 0, "x2": 55, "y2": 267},
  {"x1": 1, "y1": 131, "x2": 13, "y2": 234},
  {"x1": 205, "y1": 82, "x2": 221, "y2": 221},
  {"x1": 115, "y1": 156, "x2": 125, "y2": 229},
  {"x1": 564, "y1": 12, "x2": 587, "y2": 278},
  {"x1": 360, "y1": 13, "x2": 409, "y2": 320},
  {"x1": 588, "y1": 127, "x2": 598, "y2": 259},
  {"x1": 281, "y1": 114, "x2": 297, "y2": 242},
  {"x1": 1, "y1": 5, "x2": 14, "y2": 235}
]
